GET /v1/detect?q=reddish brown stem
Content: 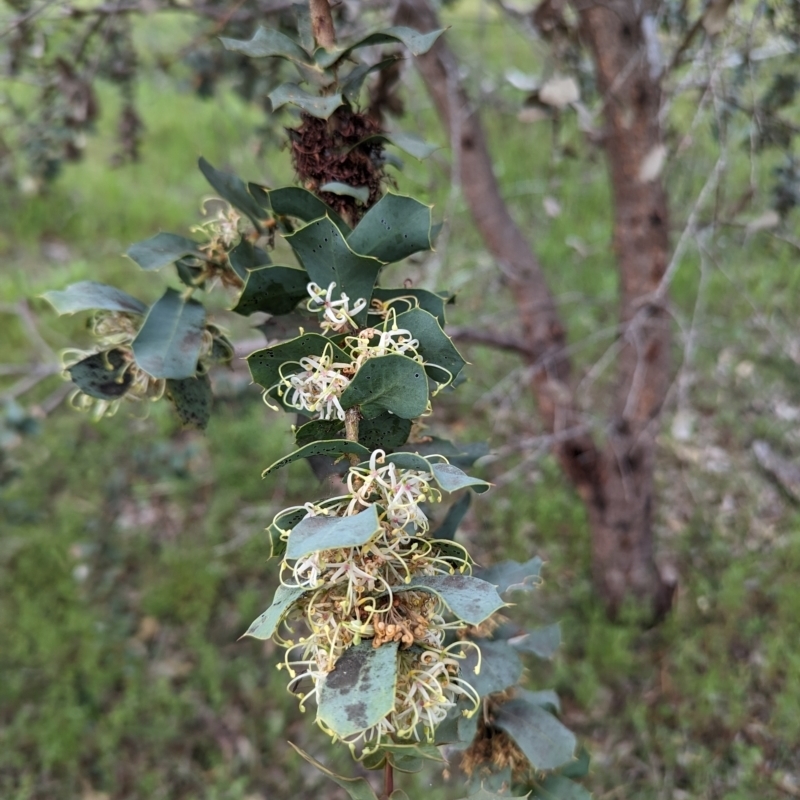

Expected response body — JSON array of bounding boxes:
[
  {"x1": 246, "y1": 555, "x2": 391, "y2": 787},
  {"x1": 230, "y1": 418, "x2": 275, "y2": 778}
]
[{"x1": 383, "y1": 760, "x2": 394, "y2": 798}]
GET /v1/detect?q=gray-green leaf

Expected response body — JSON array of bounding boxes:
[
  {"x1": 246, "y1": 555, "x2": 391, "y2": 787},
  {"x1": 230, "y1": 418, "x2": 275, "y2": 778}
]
[
  {"x1": 358, "y1": 413, "x2": 411, "y2": 450},
  {"x1": 243, "y1": 584, "x2": 310, "y2": 639},
  {"x1": 318, "y1": 641, "x2": 399, "y2": 738},
  {"x1": 510, "y1": 624, "x2": 561, "y2": 659},
  {"x1": 340, "y1": 354, "x2": 428, "y2": 419},
  {"x1": 43, "y1": 281, "x2": 147, "y2": 316},
  {"x1": 494, "y1": 699, "x2": 576, "y2": 771},
  {"x1": 476, "y1": 556, "x2": 544, "y2": 594},
  {"x1": 232, "y1": 265, "x2": 309, "y2": 316},
  {"x1": 220, "y1": 26, "x2": 312, "y2": 64},
  {"x1": 269, "y1": 83, "x2": 344, "y2": 120},
  {"x1": 347, "y1": 193, "x2": 434, "y2": 263},
  {"x1": 462, "y1": 640, "x2": 522, "y2": 697},
  {"x1": 262, "y1": 440, "x2": 370, "y2": 478},
  {"x1": 266, "y1": 186, "x2": 350, "y2": 233},
  {"x1": 319, "y1": 182, "x2": 371, "y2": 203},
  {"x1": 431, "y1": 463, "x2": 491, "y2": 494},
  {"x1": 166, "y1": 373, "x2": 212, "y2": 429},
  {"x1": 533, "y1": 775, "x2": 592, "y2": 800},
  {"x1": 396, "y1": 574, "x2": 506, "y2": 626},
  {"x1": 131, "y1": 288, "x2": 206, "y2": 380},
  {"x1": 286, "y1": 217, "x2": 382, "y2": 325},
  {"x1": 394, "y1": 307, "x2": 466, "y2": 384},
  {"x1": 126, "y1": 233, "x2": 206, "y2": 272},
  {"x1": 286, "y1": 505, "x2": 381, "y2": 560},
  {"x1": 198, "y1": 157, "x2": 266, "y2": 227}
]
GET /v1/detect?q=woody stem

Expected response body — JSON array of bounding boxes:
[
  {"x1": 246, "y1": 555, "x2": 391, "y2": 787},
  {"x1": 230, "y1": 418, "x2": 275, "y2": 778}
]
[{"x1": 309, "y1": 0, "x2": 335, "y2": 49}]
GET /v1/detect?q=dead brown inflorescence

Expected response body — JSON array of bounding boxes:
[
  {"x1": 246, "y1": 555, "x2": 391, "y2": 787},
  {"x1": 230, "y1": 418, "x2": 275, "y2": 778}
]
[{"x1": 289, "y1": 108, "x2": 387, "y2": 224}]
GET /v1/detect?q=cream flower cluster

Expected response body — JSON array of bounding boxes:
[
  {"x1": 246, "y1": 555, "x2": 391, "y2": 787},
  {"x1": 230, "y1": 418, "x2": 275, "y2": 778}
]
[
  {"x1": 272, "y1": 450, "x2": 480, "y2": 749},
  {"x1": 62, "y1": 311, "x2": 166, "y2": 419},
  {"x1": 62, "y1": 311, "x2": 224, "y2": 419},
  {"x1": 269, "y1": 290, "x2": 426, "y2": 421}
]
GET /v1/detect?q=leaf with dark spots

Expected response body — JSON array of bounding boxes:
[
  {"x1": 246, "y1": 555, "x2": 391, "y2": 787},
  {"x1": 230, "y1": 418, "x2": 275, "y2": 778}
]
[
  {"x1": 67, "y1": 349, "x2": 132, "y2": 400},
  {"x1": 318, "y1": 641, "x2": 399, "y2": 737},
  {"x1": 166, "y1": 373, "x2": 212, "y2": 429}
]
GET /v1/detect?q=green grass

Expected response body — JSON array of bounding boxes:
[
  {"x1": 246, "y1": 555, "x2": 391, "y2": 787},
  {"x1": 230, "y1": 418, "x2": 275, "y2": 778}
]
[{"x1": 2, "y1": 3, "x2": 800, "y2": 799}]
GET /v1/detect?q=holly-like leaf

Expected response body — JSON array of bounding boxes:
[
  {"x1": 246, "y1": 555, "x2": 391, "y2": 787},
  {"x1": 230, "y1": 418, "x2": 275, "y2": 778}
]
[
  {"x1": 494, "y1": 699, "x2": 576, "y2": 771},
  {"x1": 431, "y1": 463, "x2": 491, "y2": 494},
  {"x1": 462, "y1": 640, "x2": 522, "y2": 697},
  {"x1": 269, "y1": 83, "x2": 344, "y2": 119},
  {"x1": 243, "y1": 584, "x2": 309, "y2": 639},
  {"x1": 533, "y1": 776, "x2": 591, "y2": 800},
  {"x1": 228, "y1": 238, "x2": 271, "y2": 280},
  {"x1": 384, "y1": 131, "x2": 440, "y2": 160},
  {"x1": 295, "y1": 418, "x2": 343, "y2": 447},
  {"x1": 166, "y1": 374, "x2": 212, "y2": 429},
  {"x1": 286, "y1": 217, "x2": 382, "y2": 325},
  {"x1": 314, "y1": 26, "x2": 445, "y2": 69},
  {"x1": 517, "y1": 689, "x2": 561, "y2": 714},
  {"x1": 319, "y1": 182, "x2": 371, "y2": 203},
  {"x1": 510, "y1": 624, "x2": 561, "y2": 659},
  {"x1": 262, "y1": 439, "x2": 370, "y2": 478},
  {"x1": 287, "y1": 743, "x2": 379, "y2": 800},
  {"x1": 131, "y1": 288, "x2": 206, "y2": 380},
  {"x1": 379, "y1": 452, "x2": 432, "y2": 471},
  {"x1": 248, "y1": 333, "x2": 350, "y2": 392},
  {"x1": 347, "y1": 193, "x2": 434, "y2": 264},
  {"x1": 67, "y1": 349, "x2": 132, "y2": 400},
  {"x1": 198, "y1": 157, "x2": 266, "y2": 228},
  {"x1": 394, "y1": 575, "x2": 506, "y2": 626},
  {"x1": 220, "y1": 26, "x2": 313, "y2": 65},
  {"x1": 341, "y1": 58, "x2": 399, "y2": 103},
  {"x1": 126, "y1": 233, "x2": 206, "y2": 271},
  {"x1": 371, "y1": 287, "x2": 452, "y2": 326},
  {"x1": 286, "y1": 505, "x2": 381, "y2": 560},
  {"x1": 232, "y1": 265, "x2": 309, "y2": 316},
  {"x1": 358, "y1": 413, "x2": 412, "y2": 450},
  {"x1": 340, "y1": 354, "x2": 428, "y2": 419},
  {"x1": 265, "y1": 186, "x2": 350, "y2": 233},
  {"x1": 317, "y1": 641, "x2": 399, "y2": 738},
  {"x1": 434, "y1": 492, "x2": 471, "y2": 541},
  {"x1": 476, "y1": 557, "x2": 544, "y2": 594},
  {"x1": 394, "y1": 307, "x2": 466, "y2": 384},
  {"x1": 42, "y1": 281, "x2": 147, "y2": 316}
]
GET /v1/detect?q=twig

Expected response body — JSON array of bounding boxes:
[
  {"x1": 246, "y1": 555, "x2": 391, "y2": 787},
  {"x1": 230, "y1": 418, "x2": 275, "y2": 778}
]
[
  {"x1": 446, "y1": 326, "x2": 534, "y2": 358},
  {"x1": 383, "y1": 760, "x2": 394, "y2": 799}
]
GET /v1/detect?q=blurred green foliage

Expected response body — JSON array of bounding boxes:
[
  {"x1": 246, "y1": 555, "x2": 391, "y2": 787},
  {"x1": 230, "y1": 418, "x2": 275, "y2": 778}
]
[{"x1": 2, "y1": 3, "x2": 800, "y2": 799}]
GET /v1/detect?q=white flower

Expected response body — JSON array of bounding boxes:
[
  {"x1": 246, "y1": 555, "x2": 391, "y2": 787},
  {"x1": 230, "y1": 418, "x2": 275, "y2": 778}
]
[
  {"x1": 276, "y1": 347, "x2": 352, "y2": 420},
  {"x1": 307, "y1": 281, "x2": 367, "y2": 333}
]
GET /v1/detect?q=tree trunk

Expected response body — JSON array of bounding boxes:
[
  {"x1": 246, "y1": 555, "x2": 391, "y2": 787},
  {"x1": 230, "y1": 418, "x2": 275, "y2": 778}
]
[
  {"x1": 574, "y1": 0, "x2": 675, "y2": 620},
  {"x1": 396, "y1": 0, "x2": 676, "y2": 620}
]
